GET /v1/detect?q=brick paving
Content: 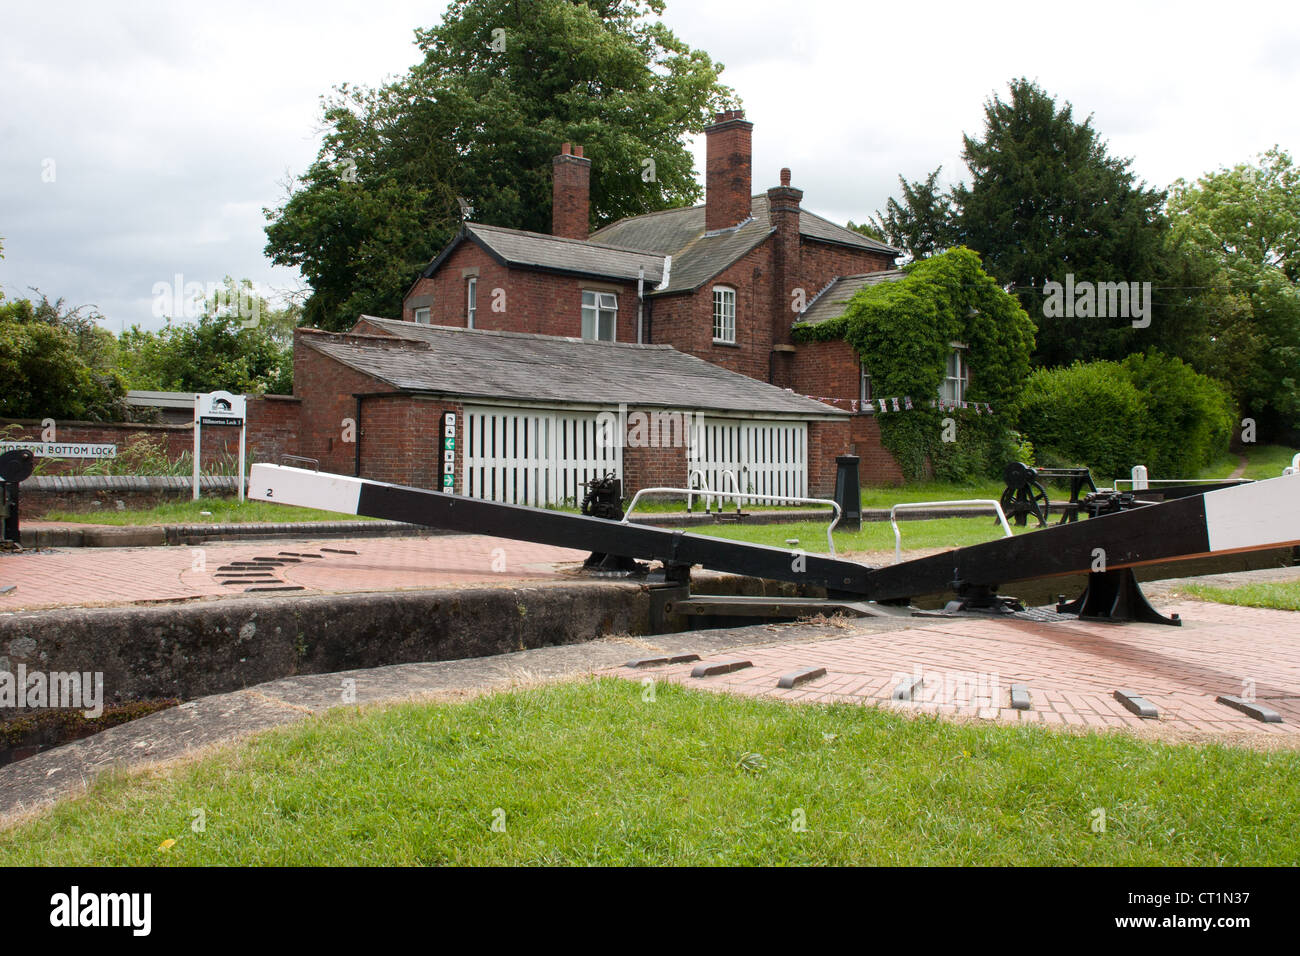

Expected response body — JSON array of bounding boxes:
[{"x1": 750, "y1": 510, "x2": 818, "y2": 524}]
[
  {"x1": 0, "y1": 535, "x2": 588, "y2": 610},
  {"x1": 4, "y1": 532, "x2": 1299, "y2": 743},
  {"x1": 606, "y1": 600, "x2": 1300, "y2": 743}
]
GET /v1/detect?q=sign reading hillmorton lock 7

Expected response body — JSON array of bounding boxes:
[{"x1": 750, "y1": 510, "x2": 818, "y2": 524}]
[
  {"x1": 192, "y1": 390, "x2": 249, "y2": 502},
  {"x1": 195, "y1": 390, "x2": 247, "y2": 427},
  {"x1": 0, "y1": 441, "x2": 117, "y2": 459}
]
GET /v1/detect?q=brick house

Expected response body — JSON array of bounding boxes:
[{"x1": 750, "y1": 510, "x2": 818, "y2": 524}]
[{"x1": 391, "y1": 109, "x2": 915, "y2": 488}]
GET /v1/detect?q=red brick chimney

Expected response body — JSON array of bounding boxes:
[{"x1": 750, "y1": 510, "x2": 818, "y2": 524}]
[
  {"x1": 705, "y1": 109, "x2": 754, "y2": 232},
  {"x1": 768, "y1": 167, "x2": 804, "y2": 348},
  {"x1": 552, "y1": 143, "x2": 591, "y2": 240}
]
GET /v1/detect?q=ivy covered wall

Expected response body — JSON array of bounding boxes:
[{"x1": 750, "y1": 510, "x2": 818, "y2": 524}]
[{"x1": 793, "y1": 248, "x2": 1036, "y2": 481}]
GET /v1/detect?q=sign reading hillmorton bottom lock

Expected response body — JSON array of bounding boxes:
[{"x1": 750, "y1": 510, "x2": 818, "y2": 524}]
[
  {"x1": 0, "y1": 441, "x2": 117, "y2": 459},
  {"x1": 195, "y1": 390, "x2": 247, "y2": 427}
]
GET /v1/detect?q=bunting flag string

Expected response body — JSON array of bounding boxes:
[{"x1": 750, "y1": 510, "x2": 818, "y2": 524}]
[{"x1": 800, "y1": 393, "x2": 994, "y2": 416}]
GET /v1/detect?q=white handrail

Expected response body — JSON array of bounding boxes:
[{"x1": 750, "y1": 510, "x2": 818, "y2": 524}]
[
  {"x1": 624, "y1": 485, "x2": 843, "y2": 556},
  {"x1": 686, "y1": 468, "x2": 744, "y2": 513},
  {"x1": 1115, "y1": 477, "x2": 1253, "y2": 490},
  {"x1": 890, "y1": 499, "x2": 1012, "y2": 565},
  {"x1": 686, "y1": 469, "x2": 710, "y2": 513},
  {"x1": 718, "y1": 469, "x2": 747, "y2": 512}
]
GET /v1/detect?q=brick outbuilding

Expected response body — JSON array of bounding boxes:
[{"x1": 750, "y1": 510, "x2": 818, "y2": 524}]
[{"x1": 293, "y1": 318, "x2": 850, "y2": 505}]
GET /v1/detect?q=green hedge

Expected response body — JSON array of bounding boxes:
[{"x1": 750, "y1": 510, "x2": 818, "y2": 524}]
[{"x1": 1016, "y1": 353, "x2": 1235, "y2": 481}]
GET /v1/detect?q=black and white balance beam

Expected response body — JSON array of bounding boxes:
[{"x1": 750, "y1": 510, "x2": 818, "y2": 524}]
[
  {"x1": 248, "y1": 465, "x2": 1300, "y2": 605},
  {"x1": 863, "y1": 472, "x2": 1300, "y2": 600},
  {"x1": 246, "y1": 464, "x2": 874, "y2": 595}
]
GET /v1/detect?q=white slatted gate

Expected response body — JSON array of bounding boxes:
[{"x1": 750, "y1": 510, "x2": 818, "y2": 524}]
[
  {"x1": 689, "y1": 418, "x2": 807, "y2": 505},
  {"x1": 463, "y1": 406, "x2": 620, "y2": 507}
]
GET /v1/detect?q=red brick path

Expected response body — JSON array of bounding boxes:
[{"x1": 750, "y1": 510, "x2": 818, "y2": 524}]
[
  {"x1": 608, "y1": 601, "x2": 1300, "y2": 742},
  {"x1": 0, "y1": 535, "x2": 587, "y2": 611}
]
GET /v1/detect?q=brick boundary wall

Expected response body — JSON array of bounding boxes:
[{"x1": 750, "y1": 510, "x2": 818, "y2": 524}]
[
  {"x1": 16, "y1": 476, "x2": 241, "y2": 518},
  {"x1": 1, "y1": 395, "x2": 301, "y2": 476},
  {"x1": 4, "y1": 397, "x2": 301, "y2": 516}
]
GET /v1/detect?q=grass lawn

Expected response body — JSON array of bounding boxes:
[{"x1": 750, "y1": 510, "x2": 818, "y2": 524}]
[
  {"x1": 691, "y1": 514, "x2": 1029, "y2": 554},
  {"x1": 858, "y1": 479, "x2": 1007, "y2": 508},
  {"x1": 1183, "y1": 580, "x2": 1300, "y2": 612},
  {"x1": 2, "y1": 679, "x2": 1295, "y2": 866},
  {"x1": 41, "y1": 498, "x2": 379, "y2": 526},
  {"x1": 1199, "y1": 444, "x2": 1298, "y2": 481}
]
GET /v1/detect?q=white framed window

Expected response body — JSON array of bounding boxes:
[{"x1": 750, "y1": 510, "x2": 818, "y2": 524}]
[
  {"x1": 940, "y1": 346, "x2": 969, "y2": 404},
  {"x1": 466, "y1": 277, "x2": 477, "y2": 328},
  {"x1": 581, "y1": 290, "x2": 617, "y2": 341},
  {"x1": 712, "y1": 286, "x2": 736, "y2": 343},
  {"x1": 859, "y1": 363, "x2": 872, "y2": 405},
  {"x1": 413, "y1": 307, "x2": 431, "y2": 325}
]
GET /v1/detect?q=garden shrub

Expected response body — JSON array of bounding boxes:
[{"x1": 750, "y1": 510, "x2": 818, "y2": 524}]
[{"x1": 1016, "y1": 353, "x2": 1235, "y2": 481}]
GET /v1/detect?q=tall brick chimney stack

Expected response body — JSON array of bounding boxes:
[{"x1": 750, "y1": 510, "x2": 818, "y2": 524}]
[
  {"x1": 552, "y1": 143, "x2": 591, "y2": 240},
  {"x1": 704, "y1": 109, "x2": 754, "y2": 232},
  {"x1": 768, "y1": 167, "x2": 804, "y2": 349}
]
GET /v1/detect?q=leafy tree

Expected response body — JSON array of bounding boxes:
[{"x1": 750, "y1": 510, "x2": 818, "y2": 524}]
[
  {"x1": 0, "y1": 295, "x2": 127, "y2": 421},
  {"x1": 1167, "y1": 148, "x2": 1300, "y2": 438},
  {"x1": 951, "y1": 79, "x2": 1170, "y2": 367},
  {"x1": 264, "y1": 0, "x2": 734, "y2": 330},
  {"x1": 866, "y1": 168, "x2": 956, "y2": 261},
  {"x1": 119, "y1": 280, "x2": 294, "y2": 395},
  {"x1": 845, "y1": 220, "x2": 886, "y2": 243}
]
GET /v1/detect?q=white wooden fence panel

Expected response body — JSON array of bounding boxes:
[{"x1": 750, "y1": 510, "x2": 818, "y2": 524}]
[
  {"x1": 464, "y1": 406, "x2": 620, "y2": 507},
  {"x1": 689, "y1": 419, "x2": 807, "y2": 505}
]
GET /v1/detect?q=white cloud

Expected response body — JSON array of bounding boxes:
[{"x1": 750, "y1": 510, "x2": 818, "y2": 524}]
[{"x1": 2, "y1": 0, "x2": 1297, "y2": 329}]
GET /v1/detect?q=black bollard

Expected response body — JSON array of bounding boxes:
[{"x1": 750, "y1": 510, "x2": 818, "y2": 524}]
[
  {"x1": 833, "y1": 455, "x2": 862, "y2": 532},
  {"x1": 1, "y1": 449, "x2": 37, "y2": 544}
]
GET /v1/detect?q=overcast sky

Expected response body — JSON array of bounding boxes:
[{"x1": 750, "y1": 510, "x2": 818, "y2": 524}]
[{"x1": 2, "y1": 0, "x2": 1297, "y2": 331}]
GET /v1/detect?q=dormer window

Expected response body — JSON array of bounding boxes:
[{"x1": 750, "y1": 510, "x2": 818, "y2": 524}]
[{"x1": 712, "y1": 286, "x2": 736, "y2": 344}]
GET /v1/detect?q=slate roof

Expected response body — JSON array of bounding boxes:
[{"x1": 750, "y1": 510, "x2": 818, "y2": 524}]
[
  {"x1": 795, "y1": 270, "x2": 908, "y2": 326},
  {"x1": 590, "y1": 195, "x2": 902, "y2": 295},
  {"x1": 310, "y1": 318, "x2": 846, "y2": 418},
  {"x1": 421, "y1": 223, "x2": 665, "y2": 284}
]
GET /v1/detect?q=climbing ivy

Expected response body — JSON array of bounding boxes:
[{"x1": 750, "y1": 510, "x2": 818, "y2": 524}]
[{"x1": 793, "y1": 247, "x2": 1036, "y2": 480}]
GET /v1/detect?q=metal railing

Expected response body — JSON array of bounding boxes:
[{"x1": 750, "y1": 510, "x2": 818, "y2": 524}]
[
  {"x1": 624, "y1": 484, "x2": 843, "y2": 556},
  {"x1": 686, "y1": 468, "x2": 745, "y2": 514},
  {"x1": 890, "y1": 499, "x2": 1012, "y2": 565},
  {"x1": 1115, "y1": 464, "x2": 1252, "y2": 492}
]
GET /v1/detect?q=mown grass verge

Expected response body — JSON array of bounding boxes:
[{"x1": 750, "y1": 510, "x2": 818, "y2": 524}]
[
  {"x1": 2, "y1": 679, "x2": 1295, "y2": 866},
  {"x1": 1182, "y1": 580, "x2": 1300, "y2": 612}
]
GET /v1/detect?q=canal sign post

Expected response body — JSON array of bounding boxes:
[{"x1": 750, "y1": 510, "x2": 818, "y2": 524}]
[{"x1": 193, "y1": 391, "x2": 247, "y2": 502}]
